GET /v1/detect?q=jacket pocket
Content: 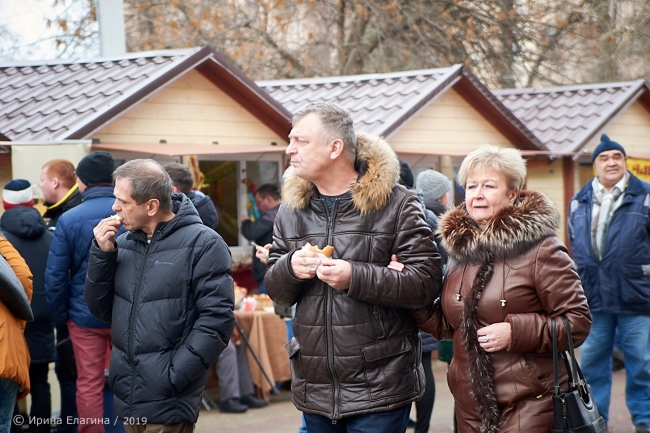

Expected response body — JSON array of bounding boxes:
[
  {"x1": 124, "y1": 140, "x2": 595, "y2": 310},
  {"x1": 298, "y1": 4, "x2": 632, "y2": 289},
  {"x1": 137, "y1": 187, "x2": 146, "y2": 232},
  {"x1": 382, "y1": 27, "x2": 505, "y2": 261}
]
[
  {"x1": 285, "y1": 337, "x2": 306, "y2": 403},
  {"x1": 620, "y1": 264, "x2": 650, "y2": 308},
  {"x1": 361, "y1": 336, "x2": 412, "y2": 401},
  {"x1": 494, "y1": 354, "x2": 548, "y2": 407}
]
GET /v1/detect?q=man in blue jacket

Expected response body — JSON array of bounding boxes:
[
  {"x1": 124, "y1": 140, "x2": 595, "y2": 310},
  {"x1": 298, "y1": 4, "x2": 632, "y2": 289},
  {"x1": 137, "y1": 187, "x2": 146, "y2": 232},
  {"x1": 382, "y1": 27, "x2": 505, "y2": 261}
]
[
  {"x1": 568, "y1": 134, "x2": 650, "y2": 433},
  {"x1": 45, "y1": 152, "x2": 123, "y2": 433},
  {"x1": 85, "y1": 159, "x2": 234, "y2": 432}
]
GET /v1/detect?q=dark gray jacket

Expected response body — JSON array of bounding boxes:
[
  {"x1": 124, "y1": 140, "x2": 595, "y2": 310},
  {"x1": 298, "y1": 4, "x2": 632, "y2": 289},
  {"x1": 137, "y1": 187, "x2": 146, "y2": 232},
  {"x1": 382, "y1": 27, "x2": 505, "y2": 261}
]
[{"x1": 84, "y1": 193, "x2": 234, "y2": 423}]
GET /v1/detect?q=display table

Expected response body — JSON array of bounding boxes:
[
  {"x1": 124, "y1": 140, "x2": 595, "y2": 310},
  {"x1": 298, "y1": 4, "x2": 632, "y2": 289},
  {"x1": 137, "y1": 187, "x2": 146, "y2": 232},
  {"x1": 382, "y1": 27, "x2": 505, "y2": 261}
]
[{"x1": 234, "y1": 310, "x2": 291, "y2": 400}]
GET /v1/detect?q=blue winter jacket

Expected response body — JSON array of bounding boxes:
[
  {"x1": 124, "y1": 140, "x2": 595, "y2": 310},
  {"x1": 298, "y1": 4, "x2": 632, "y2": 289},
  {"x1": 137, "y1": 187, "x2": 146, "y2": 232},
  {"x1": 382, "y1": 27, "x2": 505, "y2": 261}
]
[
  {"x1": 45, "y1": 185, "x2": 124, "y2": 328},
  {"x1": 568, "y1": 172, "x2": 650, "y2": 315}
]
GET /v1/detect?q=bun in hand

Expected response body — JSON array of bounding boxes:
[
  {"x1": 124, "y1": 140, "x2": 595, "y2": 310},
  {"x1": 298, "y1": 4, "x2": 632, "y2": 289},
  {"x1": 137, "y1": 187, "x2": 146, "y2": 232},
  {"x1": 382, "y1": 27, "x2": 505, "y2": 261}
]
[{"x1": 306, "y1": 242, "x2": 334, "y2": 258}]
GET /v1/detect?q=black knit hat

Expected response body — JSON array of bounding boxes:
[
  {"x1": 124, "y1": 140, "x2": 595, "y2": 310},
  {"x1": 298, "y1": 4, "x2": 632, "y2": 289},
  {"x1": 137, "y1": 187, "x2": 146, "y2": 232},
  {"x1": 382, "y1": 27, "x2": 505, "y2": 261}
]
[
  {"x1": 592, "y1": 134, "x2": 626, "y2": 162},
  {"x1": 398, "y1": 160, "x2": 414, "y2": 188},
  {"x1": 76, "y1": 152, "x2": 115, "y2": 186}
]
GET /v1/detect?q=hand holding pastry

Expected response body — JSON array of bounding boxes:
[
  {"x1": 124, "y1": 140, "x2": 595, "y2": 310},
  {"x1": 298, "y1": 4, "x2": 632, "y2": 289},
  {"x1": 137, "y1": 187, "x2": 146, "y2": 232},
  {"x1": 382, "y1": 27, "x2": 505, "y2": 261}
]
[
  {"x1": 291, "y1": 247, "x2": 321, "y2": 279},
  {"x1": 317, "y1": 258, "x2": 351, "y2": 290},
  {"x1": 93, "y1": 214, "x2": 122, "y2": 252},
  {"x1": 290, "y1": 242, "x2": 334, "y2": 279}
]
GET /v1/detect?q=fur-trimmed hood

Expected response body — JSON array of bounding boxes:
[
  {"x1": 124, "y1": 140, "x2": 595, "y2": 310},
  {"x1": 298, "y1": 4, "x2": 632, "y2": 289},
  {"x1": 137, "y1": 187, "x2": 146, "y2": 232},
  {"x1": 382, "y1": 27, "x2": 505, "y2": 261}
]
[
  {"x1": 281, "y1": 132, "x2": 400, "y2": 214},
  {"x1": 439, "y1": 190, "x2": 560, "y2": 264}
]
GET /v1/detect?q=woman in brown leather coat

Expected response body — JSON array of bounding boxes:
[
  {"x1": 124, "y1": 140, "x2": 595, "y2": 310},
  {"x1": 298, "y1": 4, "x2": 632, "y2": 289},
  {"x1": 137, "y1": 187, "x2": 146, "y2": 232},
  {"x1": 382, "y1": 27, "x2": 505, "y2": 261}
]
[{"x1": 413, "y1": 144, "x2": 592, "y2": 433}]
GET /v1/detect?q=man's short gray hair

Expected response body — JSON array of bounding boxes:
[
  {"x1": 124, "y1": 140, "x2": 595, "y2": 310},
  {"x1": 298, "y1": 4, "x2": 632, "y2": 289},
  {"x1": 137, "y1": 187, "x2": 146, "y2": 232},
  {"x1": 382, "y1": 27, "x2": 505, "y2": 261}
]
[
  {"x1": 113, "y1": 159, "x2": 173, "y2": 212},
  {"x1": 457, "y1": 144, "x2": 527, "y2": 192},
  {"x1": 292, "y1": 103, "x2": 357, "y2": 163}
]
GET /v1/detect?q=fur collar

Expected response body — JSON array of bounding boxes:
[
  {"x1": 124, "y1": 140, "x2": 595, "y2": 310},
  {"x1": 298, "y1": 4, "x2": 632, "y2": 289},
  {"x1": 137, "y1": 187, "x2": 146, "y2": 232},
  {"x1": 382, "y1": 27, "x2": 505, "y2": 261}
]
[
  {"x1": 281, "y1": 132, "x2": 400, "y2": 214},
  {"x1": 439, "y1": 190, "x2": 559, "y2": 264}
]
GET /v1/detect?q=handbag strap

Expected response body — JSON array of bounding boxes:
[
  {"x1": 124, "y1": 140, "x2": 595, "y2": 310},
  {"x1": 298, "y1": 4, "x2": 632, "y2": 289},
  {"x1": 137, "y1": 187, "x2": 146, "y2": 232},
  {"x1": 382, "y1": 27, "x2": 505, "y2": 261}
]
[{"x1": 552, "y1": 316, "x2": 579, "y2": 394}]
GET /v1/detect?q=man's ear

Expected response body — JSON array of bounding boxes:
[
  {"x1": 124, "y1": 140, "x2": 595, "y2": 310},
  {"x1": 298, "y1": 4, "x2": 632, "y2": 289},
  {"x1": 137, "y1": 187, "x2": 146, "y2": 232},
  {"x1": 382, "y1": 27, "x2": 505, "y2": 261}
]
[
  {"x1": 330, "y1": 138, "x2": 345, "y2": 160},
  {"x1": 52, "y1": 177, "x2": 60, "y2": 189},
  {"x1": 171, "y1": 185, "x2": 179, "y2": 193},
  {"x1": 147, "y1": 199, "x2": 160, "y2": 216}
]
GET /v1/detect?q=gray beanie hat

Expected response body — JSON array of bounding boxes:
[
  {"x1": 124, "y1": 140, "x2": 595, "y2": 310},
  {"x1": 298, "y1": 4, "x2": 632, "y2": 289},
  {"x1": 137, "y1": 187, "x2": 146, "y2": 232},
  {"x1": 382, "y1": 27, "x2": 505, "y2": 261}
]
[{"x1": 416, "y1": 169, "x2": 450, "y2": 201}]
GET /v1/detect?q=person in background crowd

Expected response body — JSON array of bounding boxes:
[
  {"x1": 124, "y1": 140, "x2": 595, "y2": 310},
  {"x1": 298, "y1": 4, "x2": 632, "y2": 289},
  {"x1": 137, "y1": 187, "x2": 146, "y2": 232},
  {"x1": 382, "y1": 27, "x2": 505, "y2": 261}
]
[
  {"x1": 265, "y1": 102, "x2": 441, "y2": 433},
  {"x1": 568, "y1": 134, "x2": 650, "y2": 433},
  {"x1": 413, "y1": 144, "x2": 591, "y2": 433},
  {"x1": 241, "y1": 184, "x2": 281, "y2": 294},
  {"x1": 214, "y1": 326, "x2": 268, "y2": 413},
  {"x1": 415, "y1": 168, "x2": 456, "y2": 433},
  {"x1": 39, "y1": 159, "x2": 81, "y2": 433},
  {"x1": 416, "y1": 169, "x2": 452, "y2": 265},
  {"x1": 0, "y1": 236, "x2": 33, "y2": 433},
  {"x1": 398, "y1": 161, "x2": 437, "y2": 433},
  {"x1": 40, "y1": 159, "x2": 82, "y2": 230},
  {"x1": 1, "y1": 180, "x2": 55, "y2": 433},
  {"x1": 85, "y1": 159, "x2": 234, "y2": 433},
  {"x1": 45, "y1": 152, "x2": 122, "y2": 433},
  {"x1": 163, "y1": 162, "x2": 219, "y2": 232}
]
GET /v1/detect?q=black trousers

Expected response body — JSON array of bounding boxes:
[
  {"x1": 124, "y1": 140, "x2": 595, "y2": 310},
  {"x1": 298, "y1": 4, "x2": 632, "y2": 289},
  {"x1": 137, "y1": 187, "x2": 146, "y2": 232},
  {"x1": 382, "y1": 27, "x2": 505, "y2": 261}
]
[
  {"x1": 12, "y1": 363, "x2": 51, "y2": 433},
  {"x1": 415, "y1": 352, "x2": 435, "y2": 433}
]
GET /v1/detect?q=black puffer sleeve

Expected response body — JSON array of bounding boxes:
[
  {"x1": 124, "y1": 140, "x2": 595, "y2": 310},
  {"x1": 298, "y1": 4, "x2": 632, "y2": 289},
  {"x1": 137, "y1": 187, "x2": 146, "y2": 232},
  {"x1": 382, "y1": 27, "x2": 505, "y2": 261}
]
[{"x1": 84, "y1": 239, "x2": 117, "y2": 323}]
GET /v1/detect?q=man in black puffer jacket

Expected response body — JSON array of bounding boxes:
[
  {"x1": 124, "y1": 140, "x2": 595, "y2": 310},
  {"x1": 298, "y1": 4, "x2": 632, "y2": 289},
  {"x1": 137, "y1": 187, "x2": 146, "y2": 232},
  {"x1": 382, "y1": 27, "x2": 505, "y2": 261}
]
[{"x1": 84, "y1": 159, "x2": 234, "y2": 432}]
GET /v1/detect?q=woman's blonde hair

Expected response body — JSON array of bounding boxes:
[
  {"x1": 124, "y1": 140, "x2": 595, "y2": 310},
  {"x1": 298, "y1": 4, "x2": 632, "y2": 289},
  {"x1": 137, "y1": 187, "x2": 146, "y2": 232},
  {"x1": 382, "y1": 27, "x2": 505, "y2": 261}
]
[{"x1": 457, "y1": 144, "x2": 527, "y2": 191}]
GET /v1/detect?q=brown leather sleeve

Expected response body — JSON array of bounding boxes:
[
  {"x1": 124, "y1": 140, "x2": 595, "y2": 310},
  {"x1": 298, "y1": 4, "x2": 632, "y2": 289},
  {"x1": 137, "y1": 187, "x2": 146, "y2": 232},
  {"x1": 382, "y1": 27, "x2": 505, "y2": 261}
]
[
  {"x1": 411, "y1": 300, "x2": 454, "y2": 341},
  {"x1": 348, "y1": 193, "x2": 443, "y2": 309},
  {"x1": 506, "y1": 236, "x2": 591, "y2": 353}
]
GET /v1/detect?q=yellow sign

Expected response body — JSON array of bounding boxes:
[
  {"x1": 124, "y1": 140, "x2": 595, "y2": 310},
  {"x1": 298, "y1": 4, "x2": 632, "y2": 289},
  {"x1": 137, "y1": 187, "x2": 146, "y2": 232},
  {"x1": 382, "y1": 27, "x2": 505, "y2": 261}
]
[{"x1": 628, "y1": 158, "x2": 650, "y2": 182}]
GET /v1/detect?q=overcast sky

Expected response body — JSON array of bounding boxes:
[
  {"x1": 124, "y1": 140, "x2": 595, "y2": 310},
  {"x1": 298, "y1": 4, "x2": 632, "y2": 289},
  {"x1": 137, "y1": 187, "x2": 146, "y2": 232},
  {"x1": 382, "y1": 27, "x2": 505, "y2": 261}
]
[{"x1": 0, "y1": 0, "x2": 92, "y2": 61}]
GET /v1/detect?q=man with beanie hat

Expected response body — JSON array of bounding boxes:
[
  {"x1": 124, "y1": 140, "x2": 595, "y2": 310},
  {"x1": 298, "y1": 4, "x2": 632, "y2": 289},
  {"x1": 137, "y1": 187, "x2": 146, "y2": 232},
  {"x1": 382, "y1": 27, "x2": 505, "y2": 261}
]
[
  {"x1": 416, "y1": 169, "x2": 451, "y2": 213},
  {"x1": 45, "y1": 152, "x2": 124, "y2": 433},
  {"x1": 1, "y1": 180, "x2": 55, "y2": 433},
  {"x1": 568, "y1": 134, "x2": 650, "y2": 433},
  {"x1": 416, "y1": 169, "x2": 451, "y2": 264}
]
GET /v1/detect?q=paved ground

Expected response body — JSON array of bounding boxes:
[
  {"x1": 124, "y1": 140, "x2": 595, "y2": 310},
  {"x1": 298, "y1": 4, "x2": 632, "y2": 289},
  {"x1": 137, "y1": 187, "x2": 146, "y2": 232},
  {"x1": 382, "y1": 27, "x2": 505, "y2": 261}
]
[
  {"x1": 42, "y1": 356, "x2": 632, "y2": 433},
  {"x1": 193, "y1": 358, "x2": 634, "y2": 433}
]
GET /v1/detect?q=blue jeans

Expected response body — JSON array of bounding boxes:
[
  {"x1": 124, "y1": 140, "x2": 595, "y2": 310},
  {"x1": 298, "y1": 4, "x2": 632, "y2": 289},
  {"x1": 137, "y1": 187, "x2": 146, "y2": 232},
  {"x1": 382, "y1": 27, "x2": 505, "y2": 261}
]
[
  {"x1": 579, "y1": 312, "x2": 650, "y2": 424},
  {"x1": 303, "y1": 405, "x2": 410, "y2": 433},
  {"x1": 0, "y1": 378, "x2": 19, "y2": 433}
]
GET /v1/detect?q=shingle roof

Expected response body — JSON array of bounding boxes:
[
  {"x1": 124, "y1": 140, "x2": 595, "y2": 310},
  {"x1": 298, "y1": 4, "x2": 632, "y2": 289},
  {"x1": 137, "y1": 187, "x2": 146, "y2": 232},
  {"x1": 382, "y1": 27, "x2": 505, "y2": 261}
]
[
  {"x1": 494, "y1": 80, "x2": 650, "y2": 154},
  {"x1": 0, "y1": 46, "x2": 292, "y2": 141},
  {"x1": 258, "y1": 67, "x2": 545, "y2": 151}
]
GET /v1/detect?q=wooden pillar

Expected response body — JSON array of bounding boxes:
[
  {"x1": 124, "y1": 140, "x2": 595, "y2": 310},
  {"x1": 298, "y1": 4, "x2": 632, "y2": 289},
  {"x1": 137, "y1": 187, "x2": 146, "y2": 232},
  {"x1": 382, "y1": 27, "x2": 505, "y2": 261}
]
[
  {"x1": 439, "y1": 155, "x2": 455, "y2": 204},
  {"x1": 562, "y1": 156, "x2": 575, "y2": 254}
]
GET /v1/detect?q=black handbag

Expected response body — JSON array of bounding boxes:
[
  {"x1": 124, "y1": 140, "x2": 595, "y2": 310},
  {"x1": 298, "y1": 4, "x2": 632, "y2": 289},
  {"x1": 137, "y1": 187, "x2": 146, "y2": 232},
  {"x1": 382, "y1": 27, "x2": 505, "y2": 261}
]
[{"x1": 551, "y1": 316, "x2": 608, "y2": 433}]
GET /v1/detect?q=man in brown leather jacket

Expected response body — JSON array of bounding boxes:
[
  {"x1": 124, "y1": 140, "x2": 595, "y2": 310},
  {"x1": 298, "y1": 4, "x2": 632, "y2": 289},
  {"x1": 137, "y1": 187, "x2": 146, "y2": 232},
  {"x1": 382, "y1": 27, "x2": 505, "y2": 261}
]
[{"x1": 265, "y1": 102, "x2": 442, "y2": 433}]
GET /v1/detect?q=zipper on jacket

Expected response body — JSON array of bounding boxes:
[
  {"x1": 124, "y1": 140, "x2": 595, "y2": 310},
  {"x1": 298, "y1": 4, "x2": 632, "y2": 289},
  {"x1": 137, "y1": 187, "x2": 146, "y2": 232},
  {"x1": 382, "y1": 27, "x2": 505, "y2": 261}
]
[
  {"x1": 323, "y1": 198, "x2": 341, "y2": 423},
  {"x1": 128, "y1": 240, "x2": 151, "y2": 414}
]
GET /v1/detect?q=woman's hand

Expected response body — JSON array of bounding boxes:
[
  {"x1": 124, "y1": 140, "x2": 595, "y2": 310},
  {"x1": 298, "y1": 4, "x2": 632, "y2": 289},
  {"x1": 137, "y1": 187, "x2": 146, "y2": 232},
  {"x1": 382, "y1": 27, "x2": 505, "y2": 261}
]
[
  {"x1": 477, "y1": 322, "x2": 511, "y2": 352},
  {"x1": 387, "y1": 254, "x2": 404, "y2": 272}
]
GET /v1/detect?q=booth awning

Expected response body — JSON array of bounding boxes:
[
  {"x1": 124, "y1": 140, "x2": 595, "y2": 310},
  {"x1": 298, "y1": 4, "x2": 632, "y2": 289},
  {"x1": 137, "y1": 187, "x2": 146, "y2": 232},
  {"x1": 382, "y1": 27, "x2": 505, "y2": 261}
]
[{"x1": 92, "y1": 143, "x2": 287, "y2": 156}]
